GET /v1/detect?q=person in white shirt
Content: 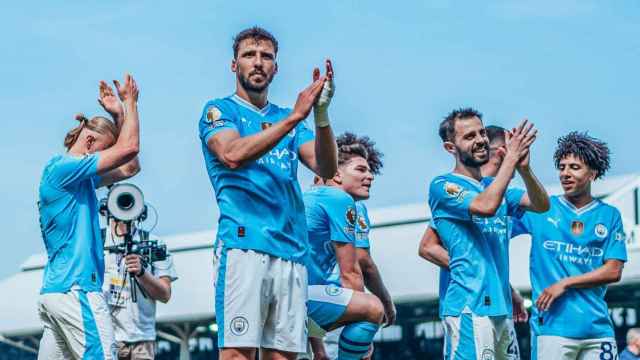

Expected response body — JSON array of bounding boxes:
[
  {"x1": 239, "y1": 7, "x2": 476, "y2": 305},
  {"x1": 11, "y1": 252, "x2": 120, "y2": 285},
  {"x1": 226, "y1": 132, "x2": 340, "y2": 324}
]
[{"x1": 103, "y1": 220, "x2": 178, "y2": 360}]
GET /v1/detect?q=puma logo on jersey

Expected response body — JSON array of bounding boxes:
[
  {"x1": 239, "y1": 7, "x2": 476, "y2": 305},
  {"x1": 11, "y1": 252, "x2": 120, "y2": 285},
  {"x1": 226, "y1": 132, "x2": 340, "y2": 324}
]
[{"x1": 547, "y1": 217, "x2": 560, "y2": 228}]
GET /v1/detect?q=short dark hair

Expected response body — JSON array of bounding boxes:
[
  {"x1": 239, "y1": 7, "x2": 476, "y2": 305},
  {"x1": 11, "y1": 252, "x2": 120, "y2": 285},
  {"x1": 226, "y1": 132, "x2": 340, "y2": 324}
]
[
  {"x1": 232, "y1": 27, "x2": 278, "y2": 59},
  {"x1": 554, "y1": 131, "x2": 610, "y2": 180},
  {"x1": 485, "y1": 125, "x2": 506, "y2": 144},
  {"x1": 439, "y1": 108, "x2": 483, "y2": 142},
  {"x1": 336, "y1": 132, "x2": 384, "y2": 175}
]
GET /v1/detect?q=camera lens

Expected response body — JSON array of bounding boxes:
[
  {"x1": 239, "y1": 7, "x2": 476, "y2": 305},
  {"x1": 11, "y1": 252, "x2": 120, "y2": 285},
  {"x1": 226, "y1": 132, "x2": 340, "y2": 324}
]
[{"x1": 117, "y1": 193, "x2": 135, "y2": 210}]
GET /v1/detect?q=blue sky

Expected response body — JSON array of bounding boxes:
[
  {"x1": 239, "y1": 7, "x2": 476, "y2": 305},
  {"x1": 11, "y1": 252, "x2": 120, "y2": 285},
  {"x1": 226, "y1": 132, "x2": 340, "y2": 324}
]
[{"x1": 1, "y1": 0, "x2": 639, "y2": 279}]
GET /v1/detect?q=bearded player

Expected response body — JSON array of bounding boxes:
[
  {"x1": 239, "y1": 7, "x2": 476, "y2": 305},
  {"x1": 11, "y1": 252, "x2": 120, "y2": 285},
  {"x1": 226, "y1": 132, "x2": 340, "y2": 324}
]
[
  {"x1": 428, "y1": 108, "x2": 549, "y2": 359},
  {"x1": 198, "y1": 27, "x2": 338, "y2": 360}
]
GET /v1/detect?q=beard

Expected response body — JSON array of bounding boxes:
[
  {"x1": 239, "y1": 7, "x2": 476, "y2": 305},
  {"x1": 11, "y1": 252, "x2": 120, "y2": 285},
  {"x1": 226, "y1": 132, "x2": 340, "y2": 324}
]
[
  {"x1": 458, "y1": 144, "x2": 489, "y2": 168},
  {"x1": 238, "y1": 70, "x2": 274, "y2": 93}
]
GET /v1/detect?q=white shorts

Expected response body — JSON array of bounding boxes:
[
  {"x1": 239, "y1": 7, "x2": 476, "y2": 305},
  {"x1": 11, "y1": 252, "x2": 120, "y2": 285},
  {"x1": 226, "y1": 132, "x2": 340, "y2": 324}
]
[
  {"x1": 532, "y1": 335, "x2": 617, "y2": 360},
  {"x1": 307, "y1": 284, "x2": 354, "y2": 331},
  {"x1": 37, "y1": 290, "x2": 116, "y2": 360},
  {"x1": 214, "y1": 247, "x2": 308, "y2": 353},
  {"x1": 443, "y1": 314, "x2": 520, "y2": 360}
]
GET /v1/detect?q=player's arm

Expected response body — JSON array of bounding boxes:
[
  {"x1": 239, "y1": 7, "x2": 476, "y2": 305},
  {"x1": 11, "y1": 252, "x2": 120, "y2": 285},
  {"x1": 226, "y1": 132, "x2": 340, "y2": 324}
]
[
  {"x1": 123, "y1": 255, "x2": 172, "y2": 303},
  {"x1": 95, "y1": 74, "x2": 140, "y2": 179},
  {"x1": 511, "y1": 286, "x2": 529, "y2": 323},
  {"x1": 95, "y1": 79, "x2": 140, "y2": 187},
  {"x1": 299, "y1": 60, "x2": 338, "y2": 179},
  {"x1": 418, "y1": 226, "x2": 450, "y2": 269},
  {"x1": 536, "y1": 259, "x2": 623, "y2": 311},
  {"x1": 207, "y1": 77, "x2": 326, "y2": 169},
  {"x1": 469, "y1": 120, "x2": 537, "y2": 217},
  {"x1": 514, "y1": 150, "x2": 550, "y2": 213},
  {"x1": 357, "y1": 248, "x2": 396, "y2": 325},
  {"x1": 335, "y1": 242, "x2": 364, "y2": 291}
]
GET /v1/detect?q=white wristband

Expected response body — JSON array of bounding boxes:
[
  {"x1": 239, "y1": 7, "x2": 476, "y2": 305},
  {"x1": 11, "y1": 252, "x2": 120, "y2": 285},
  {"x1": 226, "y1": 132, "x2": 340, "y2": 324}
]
[{"x1": 313, "y1": 109, "x2": 331, "y2": 128}]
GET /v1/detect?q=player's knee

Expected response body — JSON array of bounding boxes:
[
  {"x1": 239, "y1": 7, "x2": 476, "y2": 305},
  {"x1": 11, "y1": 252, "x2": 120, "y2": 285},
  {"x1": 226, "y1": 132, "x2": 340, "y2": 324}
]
[
  {"x1": 221, "y1": 348, "x2": 255, "y2": 360},
  {"x1": 365, "y1": 295, "x2": 385, "y2": 324}
]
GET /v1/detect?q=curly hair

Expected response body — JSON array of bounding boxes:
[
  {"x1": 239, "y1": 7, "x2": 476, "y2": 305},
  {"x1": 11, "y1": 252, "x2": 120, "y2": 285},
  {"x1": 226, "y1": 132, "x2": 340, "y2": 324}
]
[
  {"x1": 233, "y1": 27, "x2": 278, "y2": 59},
  {"x1": 439, "y1": 107, "x2": 483, "y2": 142},
  {"x1": 336, "y1": 132, "x2": 384, "y2": 175},
  {"x1": 554, "y1": 131, "x2": 610, "y2": 179}
]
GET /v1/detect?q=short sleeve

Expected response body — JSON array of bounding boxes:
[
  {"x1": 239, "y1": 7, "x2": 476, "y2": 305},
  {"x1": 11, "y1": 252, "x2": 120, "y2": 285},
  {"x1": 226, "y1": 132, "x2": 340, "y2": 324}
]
[
  {"x1": 48, "y1": 153, "x2": 100, "y2": 188},
  {"x1": 603, "y1": 210, "x2": 628, "y2": 262},
  {"x1": 429, "y1": 178, "x2": 478, "y2": 221},
  {"x1": 294, "y1": 119, "x2": 315, "y2": 152},
  {"x1": 505, "y1": 187, "x2": 526, "y2": 218},
  {"x1": 153, "y1": 254, "x2": 178, "y2": 281},
  {"x1": 198, "y1": 100, "x2": 238, "y2": 144},
  {"x1": 324, "y1": 192, "x2": 356, "y2": 245}
]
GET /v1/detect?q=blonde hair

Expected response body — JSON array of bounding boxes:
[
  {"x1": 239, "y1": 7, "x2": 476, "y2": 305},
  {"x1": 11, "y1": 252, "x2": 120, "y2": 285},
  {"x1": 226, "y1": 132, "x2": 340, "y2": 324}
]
[{"x1": 64, "y1": 114, "x2": 118, "y2": 150}]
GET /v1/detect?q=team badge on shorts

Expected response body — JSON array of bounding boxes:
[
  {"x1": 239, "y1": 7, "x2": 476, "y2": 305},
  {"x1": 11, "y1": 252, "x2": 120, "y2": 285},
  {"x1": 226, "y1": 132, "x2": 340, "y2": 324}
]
[
  {"x1": 481, "y1": 348, "x2": 495, "y2": 360},
  {"x1": 325, "y1": 284, "x2": 344, "y2": 297},
  {"x1": 595, "y1": 224, "x2": 608, "y2": 238},
  {"x1": 230, "y1": 316, "x2": 249, "y2": 336},
  {"x1": 571, "y1": 220, "x2": 584, "y2": 236}
]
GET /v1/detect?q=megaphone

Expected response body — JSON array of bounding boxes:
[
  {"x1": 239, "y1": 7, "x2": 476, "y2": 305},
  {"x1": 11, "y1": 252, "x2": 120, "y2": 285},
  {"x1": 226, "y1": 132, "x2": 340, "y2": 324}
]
[{"x1": 106, "y1": 183, "x2": 147, "y2": 222}]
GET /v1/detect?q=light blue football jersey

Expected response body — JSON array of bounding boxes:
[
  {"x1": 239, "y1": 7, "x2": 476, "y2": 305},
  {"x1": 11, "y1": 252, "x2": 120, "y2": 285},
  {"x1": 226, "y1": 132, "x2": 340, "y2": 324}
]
[
  {"x1": 303, "y1": 186, "x2": 357, "y2": 286},
  {"x1": 355, "y1": 201, "x2": 371, "y2": 249},
  {"x1": 428, "y1": 173, "x2": 525, "y2": 317},
  {"x1": 38, "y1": 153, "x2": 104, "y2": 293},
  {"x1": 514, "y1": 195, "x2": 627, "y2": 339},
  {"x1": 198, "y1": 94, "x2": 315, "y2": 263}
]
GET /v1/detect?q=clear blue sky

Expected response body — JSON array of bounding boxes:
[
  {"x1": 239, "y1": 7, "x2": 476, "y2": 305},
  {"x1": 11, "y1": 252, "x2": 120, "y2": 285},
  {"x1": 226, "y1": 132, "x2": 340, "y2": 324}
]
[{"x1": 1, "y1": 0, "x2": 639, "y2": 279}]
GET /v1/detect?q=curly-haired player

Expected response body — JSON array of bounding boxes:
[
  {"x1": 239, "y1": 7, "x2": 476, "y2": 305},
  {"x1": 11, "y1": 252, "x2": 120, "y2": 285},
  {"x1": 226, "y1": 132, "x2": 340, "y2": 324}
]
[
  {"x1": 513, "y1": 131, "x2": 627, "y2": 359},
  {"x1": 303, "y1": 132, "x2": 390, "y2": 360}
]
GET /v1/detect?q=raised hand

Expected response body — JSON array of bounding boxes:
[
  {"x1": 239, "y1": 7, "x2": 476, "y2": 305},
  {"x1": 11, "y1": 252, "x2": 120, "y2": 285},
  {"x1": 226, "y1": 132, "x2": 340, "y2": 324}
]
[
  {"x1": 505, "y1": 119, "x2": 537, "y2": 164},
  {"x1": 313, "y1": 59, "x2": 335, "y2": 111},
  {"x1": 292, "y1": 76, "x2": 326, "y2": 121},
  {"x1": 98, "y1": 80, "x2": 123, "y2": 117},
  {"x1": 113, "y1": 73, "x2": 139, "y2": 103}
]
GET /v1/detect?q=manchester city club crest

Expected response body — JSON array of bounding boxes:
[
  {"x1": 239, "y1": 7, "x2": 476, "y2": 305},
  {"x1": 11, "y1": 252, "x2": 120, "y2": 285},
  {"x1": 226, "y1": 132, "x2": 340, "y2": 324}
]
[
  {"x1": 595, "y1": 223, "x2": 609, "y2": 239},
  {"x1": 325, "y1": 284, "x2": 344, "y2": 297},
  {"x1": 571, "y1": 220, "x2": 584, "y2": 236},
  {"x1": 230, "y1": 316, "x2": 249, "y2": 336},
  {"x1": 481, "y1": 349, "x2": 495, "y2": 360}
]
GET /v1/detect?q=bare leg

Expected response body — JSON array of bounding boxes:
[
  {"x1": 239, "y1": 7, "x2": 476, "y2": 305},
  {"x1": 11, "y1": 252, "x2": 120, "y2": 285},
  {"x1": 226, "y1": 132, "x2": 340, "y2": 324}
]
[{"x1": 220, "y1": 347, "x2": 257, "y2": 360}]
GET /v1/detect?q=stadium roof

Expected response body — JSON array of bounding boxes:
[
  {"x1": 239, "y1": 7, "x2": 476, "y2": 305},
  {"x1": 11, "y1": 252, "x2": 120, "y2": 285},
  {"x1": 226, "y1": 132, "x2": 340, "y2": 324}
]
[{"x1": 1, "y1": 173, "x2": 640, "y2": 337}]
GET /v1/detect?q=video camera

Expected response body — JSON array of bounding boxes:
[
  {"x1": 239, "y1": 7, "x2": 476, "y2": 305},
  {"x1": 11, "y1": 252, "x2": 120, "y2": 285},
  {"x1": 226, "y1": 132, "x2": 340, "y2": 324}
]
[{"x1": 100, "y1": 183, "x2": 167, "y2": 302}]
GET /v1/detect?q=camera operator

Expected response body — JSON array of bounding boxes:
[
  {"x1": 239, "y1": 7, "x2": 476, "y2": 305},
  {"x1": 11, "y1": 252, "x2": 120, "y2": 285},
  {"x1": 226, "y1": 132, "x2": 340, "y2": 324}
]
[
  {"x1": 103, "y1": 219, "x2": 177, "y2": 360},
  {"x1": 36, "y1": 74, "x2": 140, "y2": 360}
]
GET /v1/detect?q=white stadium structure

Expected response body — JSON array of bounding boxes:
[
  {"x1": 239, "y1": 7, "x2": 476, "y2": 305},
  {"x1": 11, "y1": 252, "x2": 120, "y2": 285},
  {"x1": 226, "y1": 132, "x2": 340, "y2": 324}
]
[{"x1": 2, "y1": 174, "x2": 640, "y2": 359}]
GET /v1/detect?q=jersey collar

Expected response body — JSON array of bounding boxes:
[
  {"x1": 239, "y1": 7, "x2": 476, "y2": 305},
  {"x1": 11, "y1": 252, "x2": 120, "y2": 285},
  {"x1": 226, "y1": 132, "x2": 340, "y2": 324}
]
[
  {"x1": 449, "y1": 172, "x2": 485, "y2": 191},
  {"x1": 557, "y1": 195, "x2": 600, "y2": 216},
  {"x1": 231, "y1": 94, "x2": 272, "y2": 116}
]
